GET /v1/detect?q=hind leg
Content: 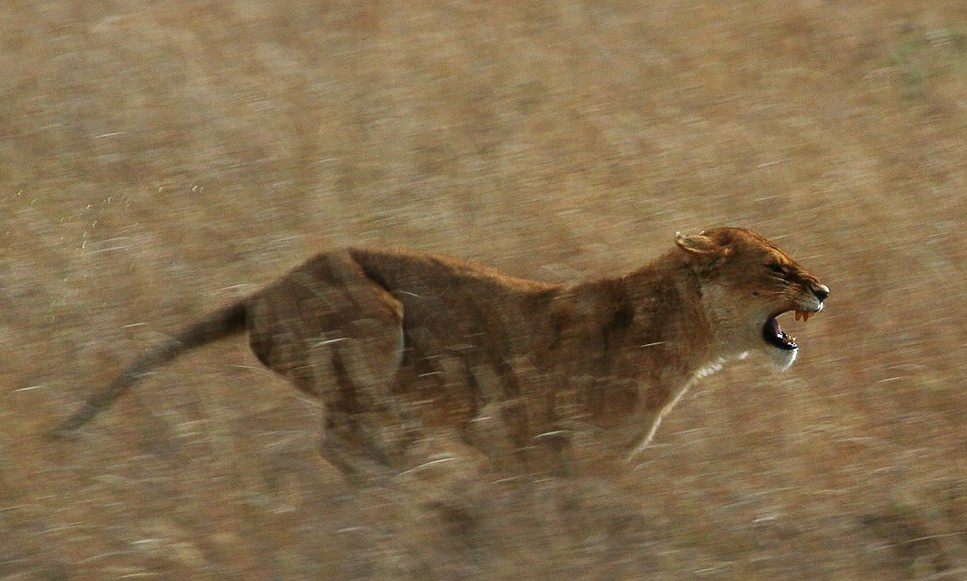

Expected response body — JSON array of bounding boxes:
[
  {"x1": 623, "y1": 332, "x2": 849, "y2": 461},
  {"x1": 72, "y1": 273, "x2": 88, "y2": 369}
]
[
  {"x1": 318, "y1": 412, "x2": 397, "y2": 484},
  {"x1": 247, "y1": 251, "x2": 417, "y2": 477},
  {"x1": 313, "y1": 343, "x2": 410, "y2": 482}
]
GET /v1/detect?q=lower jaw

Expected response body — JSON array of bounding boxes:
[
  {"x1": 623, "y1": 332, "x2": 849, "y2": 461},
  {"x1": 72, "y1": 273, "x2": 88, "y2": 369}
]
[{"x1": 767, "y1": 345, "x2": 798, "y2": 371}]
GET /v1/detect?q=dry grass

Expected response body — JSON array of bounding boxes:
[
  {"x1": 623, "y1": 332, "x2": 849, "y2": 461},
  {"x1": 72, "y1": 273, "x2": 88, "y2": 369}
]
[{"x1": 2, "y1": 0, "x2": 965, "y2": 578}]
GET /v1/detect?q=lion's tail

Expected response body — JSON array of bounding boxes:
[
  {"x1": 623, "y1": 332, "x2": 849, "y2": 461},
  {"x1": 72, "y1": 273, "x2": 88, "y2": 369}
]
[{"x1": 50, "y1": 301, "x2": 248, "y2": 437}]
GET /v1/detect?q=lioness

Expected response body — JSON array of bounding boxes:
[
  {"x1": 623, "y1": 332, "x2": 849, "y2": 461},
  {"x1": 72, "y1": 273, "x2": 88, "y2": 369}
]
[{"x1": 54, "y1": 227, "x2": 828, "y2": 475}]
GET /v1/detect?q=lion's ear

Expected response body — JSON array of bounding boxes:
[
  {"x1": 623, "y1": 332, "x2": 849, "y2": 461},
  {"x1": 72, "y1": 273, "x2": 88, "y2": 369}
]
[
  {"x1": 675, "y1": 231, "x2": 730, "y2": 268},
  {"x1": 675, "y1": 231, "x2": 720, "y2": 255}
]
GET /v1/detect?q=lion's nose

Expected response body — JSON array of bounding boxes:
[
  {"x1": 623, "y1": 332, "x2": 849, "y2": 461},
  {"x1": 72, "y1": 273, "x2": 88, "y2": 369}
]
[{"x1": 812, "y1": 284, "x2": 830, "y2": 301}]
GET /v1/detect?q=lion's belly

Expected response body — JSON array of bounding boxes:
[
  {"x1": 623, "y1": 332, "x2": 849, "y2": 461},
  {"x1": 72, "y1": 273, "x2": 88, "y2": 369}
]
[{"x1": 390, "y1": 345, "x2": 646, "y2": 441}]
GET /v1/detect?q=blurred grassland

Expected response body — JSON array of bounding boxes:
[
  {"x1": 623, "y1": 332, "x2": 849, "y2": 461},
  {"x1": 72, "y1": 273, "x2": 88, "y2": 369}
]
[{"x1": 1, "y1": 1, "x2": 965, "y2": 578}]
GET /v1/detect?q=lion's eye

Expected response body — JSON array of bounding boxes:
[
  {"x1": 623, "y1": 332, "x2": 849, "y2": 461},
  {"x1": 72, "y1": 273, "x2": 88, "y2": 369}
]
[{"x1": 770, "y1": 264, "x2": 786, "y2": 275}]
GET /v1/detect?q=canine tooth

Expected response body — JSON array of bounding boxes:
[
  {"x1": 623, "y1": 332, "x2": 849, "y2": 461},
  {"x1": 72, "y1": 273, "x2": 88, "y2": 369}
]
[{"x1": 803, "y1": 312, "x2": 810, "y2": 322}]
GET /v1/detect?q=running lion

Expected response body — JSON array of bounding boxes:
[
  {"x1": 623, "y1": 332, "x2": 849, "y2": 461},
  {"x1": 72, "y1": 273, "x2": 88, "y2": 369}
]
[{"x1": 53, "y1": 227, "x2": 829, "y2": 475}]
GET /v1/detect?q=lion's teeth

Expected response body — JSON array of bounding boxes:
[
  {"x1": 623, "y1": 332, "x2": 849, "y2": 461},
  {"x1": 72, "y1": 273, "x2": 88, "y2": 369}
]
[
  {"x1": 795, "y1": 311, "x2": 802, "y2": 321},
  {"x1": 803, "y1": 311, "x2": 810, "y2": 322}
]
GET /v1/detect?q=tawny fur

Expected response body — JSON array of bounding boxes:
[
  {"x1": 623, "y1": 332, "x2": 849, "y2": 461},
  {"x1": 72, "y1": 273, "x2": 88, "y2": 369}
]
[{"x1": 54, "y1": 227, "x2": 829, "y2": 475}]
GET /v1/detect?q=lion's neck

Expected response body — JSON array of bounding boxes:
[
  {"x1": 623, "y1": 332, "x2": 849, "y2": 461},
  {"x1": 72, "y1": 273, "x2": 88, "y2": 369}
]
[
  {"x1": 569, "y1": 252, "x2": 741, "y2": 414},
  {"x1": 619, "y1": 251, "x2": 718, "y2": 366},
  {"x1": 552, "y1": 253, "x2": 720, "y2": 382}
]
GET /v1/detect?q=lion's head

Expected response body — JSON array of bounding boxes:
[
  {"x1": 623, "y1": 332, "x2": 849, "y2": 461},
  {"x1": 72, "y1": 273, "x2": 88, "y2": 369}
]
[{"x1": 676, "y1": 227, "x2": 829, "y2": 371}]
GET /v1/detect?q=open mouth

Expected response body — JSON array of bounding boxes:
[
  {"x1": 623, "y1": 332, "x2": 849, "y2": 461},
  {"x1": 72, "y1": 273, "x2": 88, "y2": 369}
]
[{"x1": 762, "y1": 309, "x2": 814, "y2": 351}]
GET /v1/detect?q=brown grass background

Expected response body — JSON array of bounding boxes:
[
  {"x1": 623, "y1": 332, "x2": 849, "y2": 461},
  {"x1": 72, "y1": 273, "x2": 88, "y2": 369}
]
[{"x1": 1, "y1": 1, "x2": 964, "y2": 578}]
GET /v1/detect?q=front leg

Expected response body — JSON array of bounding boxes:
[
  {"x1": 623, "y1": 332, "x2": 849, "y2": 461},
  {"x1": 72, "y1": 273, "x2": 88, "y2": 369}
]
[{"x1": 625, "y1": 377, "x2": 696, "y2": 462}]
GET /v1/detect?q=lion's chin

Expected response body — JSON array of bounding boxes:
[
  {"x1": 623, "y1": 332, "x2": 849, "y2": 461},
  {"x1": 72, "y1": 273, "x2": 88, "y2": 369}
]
[{"x1": 768, "y1": 345, "x2": 798, "y2": 372}]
